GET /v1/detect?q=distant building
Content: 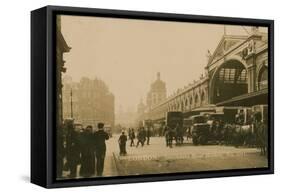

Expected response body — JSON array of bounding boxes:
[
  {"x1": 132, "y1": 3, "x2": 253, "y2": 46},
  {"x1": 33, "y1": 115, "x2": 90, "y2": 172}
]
[
  {"x1": 62, "y1": 76, "x2": 115, "y2": 128},
  {"x1": 115, "y1": 106, "x2": 137, "y2": 128},
  {"x1": 135, "y1": 99, "x2": 146, "y2": 126},
  {"x1": 146, "y1": 72, "x2": 167, "y2": 110},
  {"x1": 137, "y1": 98, "x2": 146, "y2": 116}
]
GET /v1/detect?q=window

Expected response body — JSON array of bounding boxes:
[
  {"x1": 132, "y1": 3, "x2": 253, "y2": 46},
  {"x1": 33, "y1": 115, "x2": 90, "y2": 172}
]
[
  {"x1": 236, "y1": 69, "x2": 247, "y2": 83},
  {"x1": 218, "y1": 67, "x2": 247, "y2": 84}
]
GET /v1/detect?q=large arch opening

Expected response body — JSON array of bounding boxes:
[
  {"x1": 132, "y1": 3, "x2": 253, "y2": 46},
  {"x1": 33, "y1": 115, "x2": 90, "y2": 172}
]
[
  {"x1": 257, "y1": 66, "x2": 268, "y2": 90},
  {"x1": 211, "y1": 60, "x2": 248, "y2": 104}
]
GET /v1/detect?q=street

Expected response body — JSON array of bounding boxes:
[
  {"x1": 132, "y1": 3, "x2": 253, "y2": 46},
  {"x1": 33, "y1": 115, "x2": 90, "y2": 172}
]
[
  {"x1": 61, "y1": 134, "x2": 267, "y2": 178},
  {"x1": 103, "y1": 135, "x2": 267, "y2": 177}
]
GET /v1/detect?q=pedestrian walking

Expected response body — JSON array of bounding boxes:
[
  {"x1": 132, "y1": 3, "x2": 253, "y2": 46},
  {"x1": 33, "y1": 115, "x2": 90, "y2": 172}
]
[
  {"x1": 163, "y1": 125, "x2": 170, "y2": 147},
  {"x1": 94, "y1": 122, "x2": 109, "y2": 176},
  {"x1": 146, "y1": 127, "x2": 152, "y2": 145},
  {"x1": 136, "y1": 127, "x2": 146, "y2": 147},
  {"x1": 118, "y1": 131, "x2": 128, "y2": 156},
  {"x1": 79, "y1": 125, "x2": 95, "y2": 178},
  {"x1": 167, "y1": 127, "x2": 175, "y2": 148},
  {"x1": 175, "y1": 123, "x2": 183, "y2": 145},
  {"x1": 129, "y1": 128, "x2": 136, "y2": 146}
]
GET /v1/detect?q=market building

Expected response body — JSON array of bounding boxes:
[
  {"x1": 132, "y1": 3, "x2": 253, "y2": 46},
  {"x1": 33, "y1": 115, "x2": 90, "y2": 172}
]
[{"x1": 142, "y1": 27, "x2": 268, "y2": 122}]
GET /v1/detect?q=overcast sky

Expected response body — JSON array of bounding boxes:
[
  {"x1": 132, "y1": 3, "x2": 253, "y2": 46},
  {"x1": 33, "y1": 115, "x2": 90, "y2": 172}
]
[{"x1": 60, "y1": 15, "x2": 267, "y2": 112}]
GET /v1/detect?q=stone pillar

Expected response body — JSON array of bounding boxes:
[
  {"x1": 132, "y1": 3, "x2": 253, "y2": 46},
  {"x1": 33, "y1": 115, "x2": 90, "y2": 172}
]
[{"x1": 246, "y1": 57, "x2": 256, "y2": 93}]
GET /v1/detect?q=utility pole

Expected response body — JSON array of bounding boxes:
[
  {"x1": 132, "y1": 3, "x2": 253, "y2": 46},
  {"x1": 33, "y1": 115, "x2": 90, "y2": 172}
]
[{"x1": 70, "y1": 88, "x2": 73, "y2": 118}]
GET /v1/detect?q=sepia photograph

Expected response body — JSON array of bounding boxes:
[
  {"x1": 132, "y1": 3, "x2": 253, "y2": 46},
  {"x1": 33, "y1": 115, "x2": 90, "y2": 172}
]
[{"x1": 55, "y1": 14, "x2": 269, "y2": 180}]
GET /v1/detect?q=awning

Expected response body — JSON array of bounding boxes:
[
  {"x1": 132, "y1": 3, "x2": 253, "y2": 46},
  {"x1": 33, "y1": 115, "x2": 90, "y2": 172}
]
[{"x1": 216, "y1": 89, "x2": 268, "y2": 107}]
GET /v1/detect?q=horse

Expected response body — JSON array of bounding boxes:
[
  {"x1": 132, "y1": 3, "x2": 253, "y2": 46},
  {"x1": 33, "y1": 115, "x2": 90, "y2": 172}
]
[
  {"x1": 234, "y1": 124, "x2": 255, "y2": 147},
  {"x1": 256, "y1": 122, "x2": 268, "y2": 156},
  {"x1": 164, "y1": 129, "x2": 176, "y2": 148},
  {"x1": 175, "y1": 127, "x2": 184, "y2": 145}
]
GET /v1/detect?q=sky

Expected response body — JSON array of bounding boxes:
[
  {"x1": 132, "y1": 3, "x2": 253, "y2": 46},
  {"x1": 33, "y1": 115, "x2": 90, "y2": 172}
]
[{"x1": 60, "y1": 15, "x2": 267, "y2": 112}]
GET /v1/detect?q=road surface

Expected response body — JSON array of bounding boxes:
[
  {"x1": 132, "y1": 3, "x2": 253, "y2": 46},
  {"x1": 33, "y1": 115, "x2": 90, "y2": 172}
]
[{"x1": 61, "y1": 134, "x2": 267, "y2": 178}]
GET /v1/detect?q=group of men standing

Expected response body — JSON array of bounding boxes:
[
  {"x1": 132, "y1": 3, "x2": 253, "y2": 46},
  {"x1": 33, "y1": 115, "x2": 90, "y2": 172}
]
[{"x1": 65, "y1": 122, "x2": 109, "y2": 178}]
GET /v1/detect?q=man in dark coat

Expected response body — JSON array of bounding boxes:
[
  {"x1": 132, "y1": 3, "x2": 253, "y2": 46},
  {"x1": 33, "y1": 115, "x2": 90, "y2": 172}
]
[
  {"x1": 136, "y1": 127, "x2": 146, "y2": 147},
  {"x1": 65, "y1": 122, "x2": 81, "y2": 178},
  {"x1": 129, "y1": 128, "x2": 136, "y2": 147},
  {"x1": 163, "y1": 125, "x2": 170, "y2": 147},
  {"x1": 94, "y1": 122, "x2": 109, "y2": 176},
  {"x1": 79, "y1": 125, "x2": 95, "y2": 178},
  {"x1": 118, "y1": 131, "x2": 128, "y2": 155},
  {"x1": 175, "y1": 123, "x2": 183, "y2": 145},
  {"x1": 146, "y1": 127, "x2": 152, "y2": 145}
]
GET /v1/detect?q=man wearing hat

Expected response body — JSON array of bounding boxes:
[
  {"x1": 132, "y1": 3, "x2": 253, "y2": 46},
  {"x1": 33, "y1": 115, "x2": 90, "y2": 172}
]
[
  {"x1": 118, "y1": 130, "x2": 127, "y2": 156},
  {"x1": 94, "y1": 122, "x2": 109, "y2": 176},
  {"x1": 79, "y1": 125, "x2": 95, "y2": 177}
]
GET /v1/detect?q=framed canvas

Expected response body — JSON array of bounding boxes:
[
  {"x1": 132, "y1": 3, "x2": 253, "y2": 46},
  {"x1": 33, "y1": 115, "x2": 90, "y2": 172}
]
[{"x1": 31, "y1": 5, "x2": 274, "y2": 188}]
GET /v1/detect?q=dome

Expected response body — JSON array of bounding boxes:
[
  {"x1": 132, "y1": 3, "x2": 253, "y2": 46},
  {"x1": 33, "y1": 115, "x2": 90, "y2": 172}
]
[{"x1": 150, "y1": 72, "x2": 166, "y2": 92}]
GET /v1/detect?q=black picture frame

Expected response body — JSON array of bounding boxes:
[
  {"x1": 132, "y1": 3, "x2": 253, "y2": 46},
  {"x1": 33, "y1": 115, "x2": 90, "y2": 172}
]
[{"x1": 31, "y1": 5, "x2": 274, "y2": 188}]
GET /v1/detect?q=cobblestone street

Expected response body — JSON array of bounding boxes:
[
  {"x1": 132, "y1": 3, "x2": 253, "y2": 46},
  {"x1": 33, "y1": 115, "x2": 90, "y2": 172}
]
[
  {"x1": 106, "y1": 135, "x2": 267, "y2": 176},
  {"x1": 61, "y1": 134, "x2": 267, "y2": 178}
]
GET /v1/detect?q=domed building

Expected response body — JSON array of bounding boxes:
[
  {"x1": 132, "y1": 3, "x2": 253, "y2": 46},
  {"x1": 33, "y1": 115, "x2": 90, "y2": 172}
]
[{"x1": 146, "y1": 72, "x2": 167, "y2": 110}]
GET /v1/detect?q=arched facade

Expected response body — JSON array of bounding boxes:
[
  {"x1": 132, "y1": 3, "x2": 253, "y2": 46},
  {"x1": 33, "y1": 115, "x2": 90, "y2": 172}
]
[
  {"x1": 145, "y1": 31, "x2": 268, "y2": 122},
  {"x1": 149, "y1": 77, "x2": 209, "y2": 121},
  {"x1": 209, "y1": 59, "x2": 248, "y2": 104}
]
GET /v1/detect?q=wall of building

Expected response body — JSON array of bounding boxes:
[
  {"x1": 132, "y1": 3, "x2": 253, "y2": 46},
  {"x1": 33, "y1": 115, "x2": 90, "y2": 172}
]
[
  {"x1": 144, "y1": 31, "x2": 268, "y2": 122},
  {"x1": 62, "y1": 76, "x2": 115, "y2": 128}
]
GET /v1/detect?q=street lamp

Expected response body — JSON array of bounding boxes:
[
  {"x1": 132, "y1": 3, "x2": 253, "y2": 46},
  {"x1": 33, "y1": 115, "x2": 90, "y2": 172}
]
[{"x1": 70, "y1": 88, "x2": 73, "y2": 118}]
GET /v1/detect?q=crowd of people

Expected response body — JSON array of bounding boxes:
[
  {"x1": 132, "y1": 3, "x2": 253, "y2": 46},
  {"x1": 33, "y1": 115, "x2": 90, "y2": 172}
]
[
  {"x1": 117, "y1": 127, "x2": 153, "y2": 156},
  {"x1": 62, "y1": 122, "x2": 109, "y2": 178},
  {"x1": 57, "y1": 110, "x2": 268, "y2": 178}
]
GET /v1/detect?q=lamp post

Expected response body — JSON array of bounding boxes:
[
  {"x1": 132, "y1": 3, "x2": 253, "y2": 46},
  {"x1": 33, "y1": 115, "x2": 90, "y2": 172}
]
[{"x1": 70, "y1": 88, "x2": 73, "y2": 118}]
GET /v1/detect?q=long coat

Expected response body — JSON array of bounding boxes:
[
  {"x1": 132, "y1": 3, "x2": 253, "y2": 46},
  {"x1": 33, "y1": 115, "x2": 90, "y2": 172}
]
[
  {"x1": 79, "y1": 130, "x2": 95, "y2": 177},
  {"x1": 94, "y1": 129, "x2": 109, "y2": 154}
]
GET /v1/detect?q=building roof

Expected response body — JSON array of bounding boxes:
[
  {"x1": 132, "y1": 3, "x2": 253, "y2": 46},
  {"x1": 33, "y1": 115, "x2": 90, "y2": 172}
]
[
  {"x1": 207, "y1": 34, "x2": 248, "y2": 67},
  {"x1": 57, "y1": 31, "x2": 71, "y2": 52}
]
